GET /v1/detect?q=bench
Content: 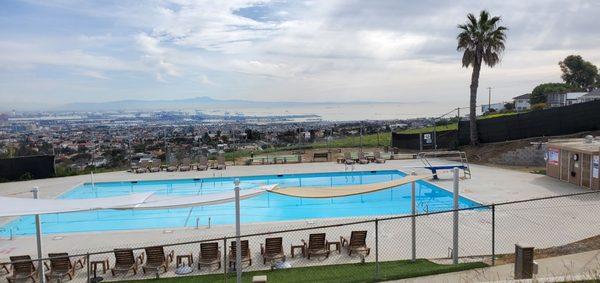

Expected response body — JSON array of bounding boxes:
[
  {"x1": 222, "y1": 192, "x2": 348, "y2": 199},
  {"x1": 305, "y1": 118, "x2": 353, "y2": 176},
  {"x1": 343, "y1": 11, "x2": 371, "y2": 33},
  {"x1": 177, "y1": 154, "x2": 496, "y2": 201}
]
[
  {"x1": 312, "y1": 152, "x2": 329, "y2": 162},
  {"x1": 425, "y1": 165, "x2": 467, "y2": 180}
]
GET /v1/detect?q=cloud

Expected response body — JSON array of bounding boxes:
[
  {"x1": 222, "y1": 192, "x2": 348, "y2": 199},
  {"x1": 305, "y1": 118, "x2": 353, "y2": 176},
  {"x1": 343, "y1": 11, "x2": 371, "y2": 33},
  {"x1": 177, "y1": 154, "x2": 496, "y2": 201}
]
[
  {"x1": 199, "y1": 74, "x2": 215, "y2": 86},
  {"x1": 2, "y1": 0, "x2": 600, "y2": 106},
  {"x1": 79, "y1": 70, "x2": 109, "y2": 80}
]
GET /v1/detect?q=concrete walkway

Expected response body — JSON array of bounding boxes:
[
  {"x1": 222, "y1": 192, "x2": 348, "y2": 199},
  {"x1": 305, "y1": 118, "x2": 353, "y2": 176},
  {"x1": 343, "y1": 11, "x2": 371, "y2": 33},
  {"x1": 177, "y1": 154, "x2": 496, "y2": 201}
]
[{"x1": 391, "y1": 249, "x2": 600, "y2": 282}]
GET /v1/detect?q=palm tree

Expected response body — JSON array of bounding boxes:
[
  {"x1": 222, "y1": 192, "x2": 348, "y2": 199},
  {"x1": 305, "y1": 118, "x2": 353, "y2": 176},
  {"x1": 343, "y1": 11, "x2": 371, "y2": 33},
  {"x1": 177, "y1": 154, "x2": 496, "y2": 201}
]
[{"x1": 457, "y1": 10, "x2": 507, "y2": 145}]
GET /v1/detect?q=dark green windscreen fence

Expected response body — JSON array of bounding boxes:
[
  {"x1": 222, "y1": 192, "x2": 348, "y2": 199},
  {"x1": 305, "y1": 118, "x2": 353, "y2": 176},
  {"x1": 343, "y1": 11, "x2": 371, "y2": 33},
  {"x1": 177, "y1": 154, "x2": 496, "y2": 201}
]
[
  {"x1": 0, "y1": 155, "x2": 55, "y2": 181},
  {"x1": 458, "y1": 100, "x2": 600, "y2": 144}
]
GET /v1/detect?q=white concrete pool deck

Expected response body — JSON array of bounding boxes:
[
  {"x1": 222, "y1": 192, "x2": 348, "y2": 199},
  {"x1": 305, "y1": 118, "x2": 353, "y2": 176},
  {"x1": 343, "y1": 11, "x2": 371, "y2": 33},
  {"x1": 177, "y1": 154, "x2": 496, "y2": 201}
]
[{"x1": 0, "y1": 159, "x2": 596, "y2": 282}]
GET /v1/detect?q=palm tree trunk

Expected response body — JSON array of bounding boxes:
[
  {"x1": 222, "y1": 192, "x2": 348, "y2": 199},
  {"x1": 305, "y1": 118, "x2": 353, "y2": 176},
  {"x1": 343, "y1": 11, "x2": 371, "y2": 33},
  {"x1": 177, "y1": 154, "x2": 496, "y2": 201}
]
[{"x1": 469, "y1": 60, "x2": 482, "y2": 145}]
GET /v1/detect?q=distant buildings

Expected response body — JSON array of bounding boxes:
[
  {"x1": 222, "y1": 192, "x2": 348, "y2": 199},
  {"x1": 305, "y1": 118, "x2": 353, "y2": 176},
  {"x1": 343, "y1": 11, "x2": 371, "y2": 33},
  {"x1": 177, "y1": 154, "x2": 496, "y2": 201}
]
[
  {"x1": 481, "y1": 103, "x2": 505, "y2": 113},
  {"x1": 512, "y1": 93, "x2": 531, "y2": 111},
  {"x1": 578, "y1": 89, "x2": 600, "y2": 103},
  {"x1": 546, "y1": 92, "x2": 587, "y2": 107}
]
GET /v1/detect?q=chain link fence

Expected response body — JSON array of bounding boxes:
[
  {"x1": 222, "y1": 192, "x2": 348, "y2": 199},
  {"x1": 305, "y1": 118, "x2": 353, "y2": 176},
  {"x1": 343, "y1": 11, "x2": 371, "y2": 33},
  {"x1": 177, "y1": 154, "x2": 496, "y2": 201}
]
[{"x1": 3, "y1": 190, "x2": 600, "y2": 282}]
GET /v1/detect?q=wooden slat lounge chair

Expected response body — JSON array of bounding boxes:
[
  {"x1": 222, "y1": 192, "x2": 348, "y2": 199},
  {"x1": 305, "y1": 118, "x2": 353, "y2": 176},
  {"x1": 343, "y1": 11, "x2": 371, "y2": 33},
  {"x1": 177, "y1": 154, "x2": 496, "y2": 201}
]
[
  {"x1": 198, "y1": 242, "x2": 221, "y2": 270},
  {"x1": 149, "y1": 159, "x2": 162, "y2": 172},
  {"x1": 216, "y1": 154, "x2": 226, "y2": 170},
  {"x1": 374, "y1": 151, "x2": 386, "y2": 163},
  {"x1": 179, "y1": 158, "x2": 191, "y2": 171},
  {"x1": 142, "y1": 246, "x2": 174, "y2": 274},
  {"x1": 45, "y1": 253, "x2": 76, "y2": 282},
  {"x1": 7, "y1": 255, "x2": 37, "y2": 283},
  {"x1": 110, "y1": 249, "x2": 144, "y2": 276},
  {"x1": 228, "y1": 240, "x2": 252, "y2": 269},
  {"x1": 301, "y1": 233, "x2": 330, "y2": 259},
  {"x1": 166, "y1": 160, "x2": 178, "y2": 172},
  {"x1": 45, "y1": 252, "x2": 85, "y2": 271},
  {"x1": 260, "y1": 237, "x2": 285, "y2": 265},
  {"x1": 197, "y1": 155, "x2": 208, "y2": 171},
  {"x1": 340, "y1": 231, "x2": 371, "y2": 256},
  {"x1": 358, "y1": 152, "x2": 369, "y2": 164},
  {"x1": 1, "y1": 262, "x2": 9, "y2": 274},
  {"x1": 344, "y1": 152, "x2": 355, "y2": 165}
]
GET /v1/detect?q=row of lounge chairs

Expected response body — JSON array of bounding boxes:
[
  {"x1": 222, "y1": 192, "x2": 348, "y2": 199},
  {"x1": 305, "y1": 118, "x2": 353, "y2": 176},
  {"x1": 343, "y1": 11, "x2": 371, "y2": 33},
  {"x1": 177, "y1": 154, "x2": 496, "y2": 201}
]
[
  {"x1": 1, "y1": 231, "x2": 369, "y2": 281},
  {"x1": 132, "y1": 155, "x2": 226, "y2": 173},
  {"x1": 342, "y1": 151, "x2": 392, "y2": 165}
]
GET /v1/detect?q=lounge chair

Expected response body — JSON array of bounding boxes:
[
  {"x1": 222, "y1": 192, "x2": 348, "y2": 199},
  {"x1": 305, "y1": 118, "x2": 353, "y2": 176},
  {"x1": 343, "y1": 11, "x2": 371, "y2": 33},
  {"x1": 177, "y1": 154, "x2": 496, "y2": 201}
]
[
  {"x1": 198, "y1": 242, "x2": 221, "y2": 270},
  {"x1": 149, "y1": 159, "x2": 161, "y2": 172},
  {"x1": 340, "y1": 231, "x2": 371, "y2": 256},
  {"x1": 228, "y1": 240, "x2": 252, "y2": 269},
  {"x1": 301, "y1": 233, "x2": 330, "y2": 259},
  {"x1": 1, "y1": 262, "x2": 9, "y2": 274},
  {"x1": 260, "y1": 237, "x2": 285, "y2": 265},
  {"x1": 135, "y1": 160, "x2": 149, "y2": 173},
  {"x1": 7, "y1": 255, "x2": 37, "y2": 283},
  {"x1": 216, "y1": 154, "x2": 226, "y2": 170},
  {"x1": 46, "y1": 252, "x2": 85, "y2": 270},
  {"x1": 166, "y1": 160, "x2": 178, "y2": 172},
  {"x1": 358, "y1": 152, "x2": 369, "y2": 164},
  {"x1": 45, "y1": 253, "x2": 76, "y2": 282},
  {"x1": 374, "y1": 151, "x2": 385, "y2": 163},
  {"x1": 179, "y1": 158, "x2": 191, "y2": 172},
  {"x1": 344, "y1": 152, "x2": 355, "y2": 165},
  {"x1": 142, "y1": 246, "x2": 174, "y2": 274},
  {"x1": 110, "y1": 249, "x2": 144, "y2": 276},
  {"x1": 380, "y1": 151, "x2": 392, "y2": 160},
  {"x1": 197, "y1": 155, "x2": 208, "y2": 171}
]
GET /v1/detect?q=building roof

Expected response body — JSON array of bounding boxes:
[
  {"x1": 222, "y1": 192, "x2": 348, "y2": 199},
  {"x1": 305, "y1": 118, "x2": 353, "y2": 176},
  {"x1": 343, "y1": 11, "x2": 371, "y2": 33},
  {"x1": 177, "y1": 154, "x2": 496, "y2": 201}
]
[
  {"x1": 548, "y1": 138, "x2": 600, "y2": 154},
  {"x1": 583, "y1": 88, "x2": 600, "y2": 97},
  {"x1": 565, "y1": 92, "x2": 588, "y2": 99},
  {"x1": 513, "y1": 93, "x2": 531, "y2": 100}
]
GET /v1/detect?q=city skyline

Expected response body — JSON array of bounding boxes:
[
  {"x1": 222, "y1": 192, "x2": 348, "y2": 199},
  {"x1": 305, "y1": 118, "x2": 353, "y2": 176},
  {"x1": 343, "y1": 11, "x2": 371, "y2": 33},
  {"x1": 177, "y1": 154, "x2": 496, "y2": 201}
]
[{"x1": 1, "y1": 0, "x2": 600, "y2": 110}]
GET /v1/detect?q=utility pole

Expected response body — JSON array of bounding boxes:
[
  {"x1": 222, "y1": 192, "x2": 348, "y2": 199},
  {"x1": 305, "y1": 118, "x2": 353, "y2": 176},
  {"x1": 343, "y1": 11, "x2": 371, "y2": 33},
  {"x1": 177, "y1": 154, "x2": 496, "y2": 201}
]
[{"x1": 487, "y1": 87, "x2": 492, "y2": 113}]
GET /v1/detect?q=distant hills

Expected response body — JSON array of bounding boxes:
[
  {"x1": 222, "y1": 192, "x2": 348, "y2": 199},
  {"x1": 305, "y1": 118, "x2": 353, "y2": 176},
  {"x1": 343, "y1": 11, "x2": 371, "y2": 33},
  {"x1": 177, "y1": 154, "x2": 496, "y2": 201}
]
[{"x1": 57, "y1": 96, "x2": 395, "y2": 111}]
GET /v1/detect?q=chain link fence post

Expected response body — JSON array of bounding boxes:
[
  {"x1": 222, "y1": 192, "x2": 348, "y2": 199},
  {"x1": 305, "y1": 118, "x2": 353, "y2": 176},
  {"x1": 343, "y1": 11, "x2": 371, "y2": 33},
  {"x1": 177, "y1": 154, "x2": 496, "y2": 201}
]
[
  {"x1": 492, "y1": 204, "x2": 496, "y2": 266},
  {"x1": 223, "y1": 237, "x2": 228, "y2": 282},
  {"x1": 375, "y1": 218, "x2": 379, "y2": 280},
  {"x1": 86, "y1": 253, "x2": 90, "y2": 283}
]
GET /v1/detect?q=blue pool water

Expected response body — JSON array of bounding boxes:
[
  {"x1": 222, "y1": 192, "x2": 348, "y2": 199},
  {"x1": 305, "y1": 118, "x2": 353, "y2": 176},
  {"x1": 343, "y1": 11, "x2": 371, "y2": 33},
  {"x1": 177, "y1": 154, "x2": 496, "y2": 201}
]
[{"x1": 0, "y1": 170, "x2": 481, "y2": 236}]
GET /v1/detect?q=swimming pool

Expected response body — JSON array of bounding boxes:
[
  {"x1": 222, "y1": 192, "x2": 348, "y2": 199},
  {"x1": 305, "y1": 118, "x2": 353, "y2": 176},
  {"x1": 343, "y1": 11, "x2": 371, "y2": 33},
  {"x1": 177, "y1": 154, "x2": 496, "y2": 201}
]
[{"x1": 0, "y1": 170, "x2": 481, "y2": 236}]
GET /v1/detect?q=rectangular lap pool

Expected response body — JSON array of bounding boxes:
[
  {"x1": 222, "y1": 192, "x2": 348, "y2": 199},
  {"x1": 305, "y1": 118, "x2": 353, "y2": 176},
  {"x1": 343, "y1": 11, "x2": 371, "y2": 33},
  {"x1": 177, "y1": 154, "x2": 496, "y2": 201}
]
[{"x1": 0, "y1": 170, "x2": 481, "y2": 236}]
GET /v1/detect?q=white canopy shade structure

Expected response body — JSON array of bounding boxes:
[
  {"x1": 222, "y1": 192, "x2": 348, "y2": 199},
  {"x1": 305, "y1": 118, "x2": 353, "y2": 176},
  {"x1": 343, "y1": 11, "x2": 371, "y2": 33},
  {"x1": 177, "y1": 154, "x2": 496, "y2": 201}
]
[{"x1": 0, "y1": 185, "x2": 276, "y2": 218}]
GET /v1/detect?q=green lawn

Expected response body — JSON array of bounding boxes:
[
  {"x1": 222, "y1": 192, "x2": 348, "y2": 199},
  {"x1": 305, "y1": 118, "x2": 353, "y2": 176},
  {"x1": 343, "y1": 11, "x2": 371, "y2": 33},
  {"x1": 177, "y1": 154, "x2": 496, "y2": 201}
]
[
  {"x1": 397, "y1": 123, "x2": 458, "y2": 134},
  {"x1": 122, "y1": 259, "x2": 486, "y2": 283}
]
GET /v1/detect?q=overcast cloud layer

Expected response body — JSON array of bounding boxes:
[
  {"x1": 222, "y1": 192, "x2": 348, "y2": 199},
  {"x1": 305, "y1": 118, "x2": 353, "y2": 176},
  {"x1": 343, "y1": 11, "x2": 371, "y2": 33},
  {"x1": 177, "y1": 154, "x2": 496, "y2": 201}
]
[{"x1": 1, "y1": 0, "x2": 599, "y2": 110}]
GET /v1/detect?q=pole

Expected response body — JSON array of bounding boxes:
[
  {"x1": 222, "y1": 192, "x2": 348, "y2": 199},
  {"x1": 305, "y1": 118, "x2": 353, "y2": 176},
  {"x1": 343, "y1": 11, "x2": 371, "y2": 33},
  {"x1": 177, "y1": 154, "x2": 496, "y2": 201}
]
[
  {"x1": 452, "y1": 168, "x2": 459, "y2": 264},
  {"x1": 375, "y1": 218, "x2": 379, "y2": 279},
  {"x1": 411, "y1": 178, "x2": 416, "y2": 262},
  {"x1": 492, "y1": 204, "x2": 496, "y2": 266},
  {"x1": 234, "y1": 178, "x2": 242, "y2": 283},
  {"x1": 488, "y1": 87, "x2": 492, "y2": 113},
  {"x1": 91, "y1": 172, "x2": 95, "y2": 190},
  {"x1": 32, "y1": 187, "x2": 46, "y2": 283}
]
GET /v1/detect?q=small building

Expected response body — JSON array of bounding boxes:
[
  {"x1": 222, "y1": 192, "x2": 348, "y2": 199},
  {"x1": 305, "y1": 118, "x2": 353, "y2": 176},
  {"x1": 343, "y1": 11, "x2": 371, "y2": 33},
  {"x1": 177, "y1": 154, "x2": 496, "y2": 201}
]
[
  {"x1": 546, "y1": 137, "x2": 600, "y2": 189},
  {"x1": 546, "y1": 92, "x2": 587, "y2": 107},
  {"x1": 481, "y1": 102, "x2": 505, "y2": 113},
  {"x1": 578, "y1": 89, "x2": 600, "y2": 103},
  {"x1": 513, "y1": 93, "x2": 531, "y2": 111}
]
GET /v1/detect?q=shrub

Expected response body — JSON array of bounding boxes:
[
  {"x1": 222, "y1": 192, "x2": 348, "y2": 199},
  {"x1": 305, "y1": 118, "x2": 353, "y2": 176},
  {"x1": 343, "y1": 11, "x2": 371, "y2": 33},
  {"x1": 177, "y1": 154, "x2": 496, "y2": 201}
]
[{"x1": 531, "y1": 103, "x2": 546, "y2": 111}]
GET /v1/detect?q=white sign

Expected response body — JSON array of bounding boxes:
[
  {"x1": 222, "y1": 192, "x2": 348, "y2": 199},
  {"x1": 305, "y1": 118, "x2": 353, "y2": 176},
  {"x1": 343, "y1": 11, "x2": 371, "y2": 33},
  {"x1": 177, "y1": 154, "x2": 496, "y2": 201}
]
[
  {"x1": 593, "y1": 155, "x2": 599, "y2": 179},
  {"x1": 548, "y1": 148, "x2": 559, "y2": 165}
]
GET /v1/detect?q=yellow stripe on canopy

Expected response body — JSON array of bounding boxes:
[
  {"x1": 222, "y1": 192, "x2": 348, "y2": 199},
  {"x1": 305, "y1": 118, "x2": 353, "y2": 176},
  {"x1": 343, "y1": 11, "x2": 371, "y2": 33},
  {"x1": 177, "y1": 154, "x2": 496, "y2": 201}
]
[{"x1": 270, "y1": 174, "x2": 432, "y2": 198}]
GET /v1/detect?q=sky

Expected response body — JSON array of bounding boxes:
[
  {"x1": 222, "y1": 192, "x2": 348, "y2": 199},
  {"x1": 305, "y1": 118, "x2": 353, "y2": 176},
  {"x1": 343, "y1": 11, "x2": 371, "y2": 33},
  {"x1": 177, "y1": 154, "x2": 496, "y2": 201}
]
[{"x1": 1, "y1": 0, "x2": 600, "y2": 110}]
